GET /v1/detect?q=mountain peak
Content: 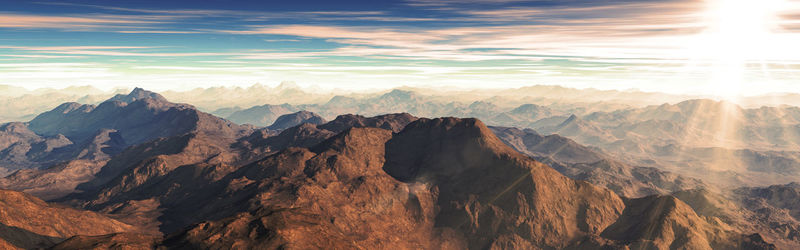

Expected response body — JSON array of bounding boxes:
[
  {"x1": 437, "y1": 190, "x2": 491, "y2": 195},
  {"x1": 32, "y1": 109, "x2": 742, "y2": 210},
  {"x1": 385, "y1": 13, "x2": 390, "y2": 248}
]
[
  {"x1": 380, "y1": 89, "x2": 416, "y2": 100},
  {"x1": 325, "y1": 95, "x2": 357, "y2": 106},
  {"x1": 383, "y1": 117, "x2": 517, "y2": 181},
  {"x1": 512, "y1": 103, "x2": 542, "y2": 112},
  {"x1": 106, "y1": 88, "x2": 168, "y2": 104}
]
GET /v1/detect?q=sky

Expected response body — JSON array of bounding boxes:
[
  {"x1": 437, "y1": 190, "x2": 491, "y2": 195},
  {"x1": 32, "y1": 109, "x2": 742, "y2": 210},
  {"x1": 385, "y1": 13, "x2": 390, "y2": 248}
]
[{"x1": 1, "y1": 0, "x2": 800, "y2": 96}]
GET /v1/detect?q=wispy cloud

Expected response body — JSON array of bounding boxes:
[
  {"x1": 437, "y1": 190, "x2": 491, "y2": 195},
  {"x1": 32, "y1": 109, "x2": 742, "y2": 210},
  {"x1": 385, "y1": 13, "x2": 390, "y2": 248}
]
[
  {"x1": 0, "y1": 13, "x2": 168, "y2": 29},
  {"x1": 0, "y1": 54, "x2": 84, "y2": 59},
  {"x1": 0, "y1": 45, "x2": 244, "y2": 57},
  {"x1": 404, "y1": 0, "x2": 531, "y2": 7}
]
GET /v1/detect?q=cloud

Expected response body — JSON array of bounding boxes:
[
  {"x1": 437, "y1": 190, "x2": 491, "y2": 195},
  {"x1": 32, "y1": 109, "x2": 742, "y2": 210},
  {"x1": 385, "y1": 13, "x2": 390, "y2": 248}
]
[
  {"x1": 0, "y1": 54, "x2": 84, "y2": 59},
  {"x1": 0, "y1": 46, "x2": 153, "y2": 50},
  {"x1": 0, "y1": 13, "x2": 167, "y2": 29},
  {"x1": 0, "y1": 45, "x2": 244, "y2": 57},
  {"x1": 115, "y1": 30, "x2": 205, "y2": 34},
  {"x1": 404, "y1": 0, "x2": 531, "y2": 7}
]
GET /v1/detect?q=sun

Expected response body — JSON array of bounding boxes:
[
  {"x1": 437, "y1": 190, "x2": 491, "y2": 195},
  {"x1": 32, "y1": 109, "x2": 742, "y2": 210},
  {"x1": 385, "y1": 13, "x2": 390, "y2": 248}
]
[{"x1": 691, "y1": 0, "x2": 789, "y2": 99}]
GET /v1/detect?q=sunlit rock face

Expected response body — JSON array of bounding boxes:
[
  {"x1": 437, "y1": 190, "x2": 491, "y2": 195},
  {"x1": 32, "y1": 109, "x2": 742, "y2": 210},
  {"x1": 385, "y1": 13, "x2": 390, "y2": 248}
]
[{"x1": 0, "y1": 189, "x2": 137, "y2": 249}]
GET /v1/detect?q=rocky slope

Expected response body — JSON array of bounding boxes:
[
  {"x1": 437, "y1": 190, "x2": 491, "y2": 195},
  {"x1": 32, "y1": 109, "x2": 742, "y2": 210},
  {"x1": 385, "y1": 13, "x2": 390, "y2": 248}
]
[
  {"x1": 671, "y1": 186, "x2": 800, "y2": 249},
  {"x1": 0, "y1": 189, "x2": 138, "y2": 249}
]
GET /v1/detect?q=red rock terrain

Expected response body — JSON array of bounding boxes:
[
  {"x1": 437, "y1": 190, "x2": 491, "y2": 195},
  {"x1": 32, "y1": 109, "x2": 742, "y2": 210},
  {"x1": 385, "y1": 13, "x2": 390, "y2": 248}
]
[
  {"x1": 0, "y1": 189, "x2": 138, "y2": 249},
  {"x1": 0, "y1": 89, "x2": 782, "y2": 249}
]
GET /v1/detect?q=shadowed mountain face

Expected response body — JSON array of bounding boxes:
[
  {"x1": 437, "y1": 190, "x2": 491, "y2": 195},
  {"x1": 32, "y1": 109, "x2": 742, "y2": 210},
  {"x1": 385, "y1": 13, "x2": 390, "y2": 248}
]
[
  {"x1": 0, "y1": 89, "x2": 252, "y2": 199},
  {"x1": 27, "y1": 88, "x2": 248, "y2": 146},
  {"x1": 0, "y1": 89, "x2": 786, "y2": 249}
]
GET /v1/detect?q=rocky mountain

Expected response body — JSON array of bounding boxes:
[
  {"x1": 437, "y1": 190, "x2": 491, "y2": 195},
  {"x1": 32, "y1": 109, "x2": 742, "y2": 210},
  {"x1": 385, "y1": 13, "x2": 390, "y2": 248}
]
[
  {"x1": 671, "y1": 186, "x2": 800, "y2": 249},
  {"x1": 267, "y1": 111, "x2": 326, "y2": 130},
  {"x1": 27, "y1": 87, "x2": 248, "y2": 146},
  {"x1": 212, "y1": 90, "x2": 800, "y2": 188},
  {"x1": 734, "y1": 182, "x2": 800, "y2": 221},
  {"x1": 38, "y1": 116, "x2": 769, "y2": 248},
  {"x1": 538, "y1": 114, "x2": 618, "y2": 145},
  {"x1": 490, "y1": 126, "x2": 706, "y2": 197},
  {"x1": 225, "y1": 104, "x2": 299, "y2": 126},
  {"x1": 0, "y1": 88, "x2": 252, "y2": 200},
  {"x1": 0, "y1": 88, "x2": 791, "y2": 248},
  {"x1": 317, "y1": 113, "x2": 418, "y2": 133}
]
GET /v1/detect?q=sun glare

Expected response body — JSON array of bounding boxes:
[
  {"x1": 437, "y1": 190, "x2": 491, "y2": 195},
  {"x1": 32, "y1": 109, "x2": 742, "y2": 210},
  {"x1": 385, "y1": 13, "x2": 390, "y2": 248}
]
[{"x1": 694, "y1": 0, "x2": 788, "y2": 99}]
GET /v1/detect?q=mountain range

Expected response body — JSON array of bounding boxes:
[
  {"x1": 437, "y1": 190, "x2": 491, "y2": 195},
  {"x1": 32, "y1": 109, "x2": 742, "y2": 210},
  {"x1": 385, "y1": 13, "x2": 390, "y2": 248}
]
[
  {"x1": 0, "y1": 88, "x2": 796, "y2": 248},
  {"x1": 199, "y1": 89, "x2": 800, "y2": 189}
]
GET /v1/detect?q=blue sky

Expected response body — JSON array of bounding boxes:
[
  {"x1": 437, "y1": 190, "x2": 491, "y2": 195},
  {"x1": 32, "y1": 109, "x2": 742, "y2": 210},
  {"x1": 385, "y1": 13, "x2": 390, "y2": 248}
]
[{"x1": 1, "y1": 0, "x2": 799, "y2": 96}]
